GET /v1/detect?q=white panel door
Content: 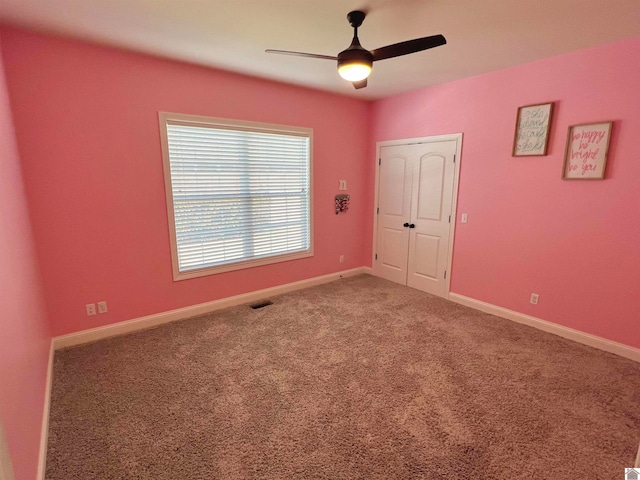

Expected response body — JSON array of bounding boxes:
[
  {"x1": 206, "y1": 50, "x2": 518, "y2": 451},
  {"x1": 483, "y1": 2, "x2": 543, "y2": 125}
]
[
  {"x1": 374, "y1": 139, "x2": 458, "y2": 298},
  {"x1": 406, "y1": 141, "x2": 457, "y2": 296},
  {"x1": 374, "y1": 146, "x2": 413, "y2": 284}
]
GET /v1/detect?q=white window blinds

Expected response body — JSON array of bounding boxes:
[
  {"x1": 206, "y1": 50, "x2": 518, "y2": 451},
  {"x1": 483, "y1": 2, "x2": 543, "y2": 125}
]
[{"x1": 160, "y1": 114, "x2": 312, "y2": 279}]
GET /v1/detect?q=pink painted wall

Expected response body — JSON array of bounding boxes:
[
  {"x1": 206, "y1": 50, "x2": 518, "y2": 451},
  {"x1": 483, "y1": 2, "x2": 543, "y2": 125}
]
[
  {"x1": 0, "y1": 28, "x2": 372, "y2": 337},
  {"x1": 0, "y1": 36, "x2": 51, "y2": 480},
  {"x1": 372, "y1": 37, "x2": 640, "y2": 349}
]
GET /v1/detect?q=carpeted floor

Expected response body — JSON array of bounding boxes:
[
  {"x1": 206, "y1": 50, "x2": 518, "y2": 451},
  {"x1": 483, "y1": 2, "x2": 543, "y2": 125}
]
[{"x1": 46, "y1": 275, "x2": 640, "y2": 479}]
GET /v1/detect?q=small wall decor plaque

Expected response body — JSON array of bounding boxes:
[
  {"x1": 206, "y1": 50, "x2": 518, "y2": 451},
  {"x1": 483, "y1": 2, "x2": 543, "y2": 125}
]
[
  {"x1": 512, "y1": 102, "x2": 553, "y2": 156},
  {"x1": 335, "y1": 194, "x2": 350, "y2": 214},
  {"x1": 562, "y1": 121, "x2": 612, "y2": 180}
]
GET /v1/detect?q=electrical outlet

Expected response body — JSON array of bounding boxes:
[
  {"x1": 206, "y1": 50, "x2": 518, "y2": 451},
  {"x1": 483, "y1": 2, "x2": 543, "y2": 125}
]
[
  {"x1": 339, "y1": 255, "x2": 344, "y2": 264},
  {"x1": 97, "y1": 301, "x2": 108, "y2": 314},
  {"x1": 339, "y1": 180, "x2": 347, "y2": 191},
  {"x1": 461, "y1": 213, "x2": 468, "y2": 224},
  {"x1": 86, "y1": 304, "x2": 96, "y2": 316},
  {"x1": 530, "y1": 293, "x2": 539, "y2": 305}
]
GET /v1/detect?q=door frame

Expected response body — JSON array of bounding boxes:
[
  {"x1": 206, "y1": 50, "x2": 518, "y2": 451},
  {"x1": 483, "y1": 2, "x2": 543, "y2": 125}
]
[{"x1": 372, "y1": 133, "x2": 463, "y2": 299}]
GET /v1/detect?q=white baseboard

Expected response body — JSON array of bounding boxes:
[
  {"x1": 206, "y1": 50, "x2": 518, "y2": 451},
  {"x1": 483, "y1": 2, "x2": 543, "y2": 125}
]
[
  {"x1": 449, "y1": 293, "x2": 640, "y2": 363},
  {"x1": 37, "y1": 341, "x2": 54, "y2": 480},
  {"x1": 53, "y1": 267, "x2": 371, "y2": 350}
]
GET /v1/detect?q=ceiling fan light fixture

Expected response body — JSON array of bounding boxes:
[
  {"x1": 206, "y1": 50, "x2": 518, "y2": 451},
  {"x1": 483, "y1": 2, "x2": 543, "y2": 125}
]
[
  {"x1": 337, "y1": 47, "x2": 373, "y2": 82},
  {"x1": 338, "y1": 61, "x2": 372, "y2": 81}
]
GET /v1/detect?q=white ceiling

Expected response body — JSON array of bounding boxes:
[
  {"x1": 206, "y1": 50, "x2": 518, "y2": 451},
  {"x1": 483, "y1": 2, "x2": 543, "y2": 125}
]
[{"x1": 0, "y1": 0, "x2": 638, "y2": 100}]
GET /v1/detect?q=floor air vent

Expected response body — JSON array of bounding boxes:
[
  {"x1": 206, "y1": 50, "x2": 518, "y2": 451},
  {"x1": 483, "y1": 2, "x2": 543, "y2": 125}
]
[{"x1": 250, "y1": 300, "x2": 273, "y2": 309}]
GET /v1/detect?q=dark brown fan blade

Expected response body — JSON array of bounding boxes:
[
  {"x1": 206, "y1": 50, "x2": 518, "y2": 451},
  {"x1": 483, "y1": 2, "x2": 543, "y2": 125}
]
[
  {"x1": 371, "y1": 34, "x2": 446, "y2": 62},
  {"x1": 265, "y1": 49, "x2": 337, "y2": 61},
  {"x1": 352, "y1": 79, "x2": 367, "y2": 89}
]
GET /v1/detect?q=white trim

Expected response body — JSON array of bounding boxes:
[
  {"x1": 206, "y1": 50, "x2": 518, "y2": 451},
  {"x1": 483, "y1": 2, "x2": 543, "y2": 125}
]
[
  {"x1": 372, "y1": 133, "x2": 463, "y2": 300},
  {"x1": 635, "y1": 441, "x2": 640, "y2": 468},
  {"x1": 53, "y1": 267, "x2": 371, "y2": 349},
  {"x1": 36, "y1": 342, "x2": 54, "y2": 480},
  {"x1": 0, "y1": 344, "x2": 53, "y2": 480},
  {"x1": 371, "y1": 144, "x2": 381, "y2": 268},
  {"x1": 449, "y1": 293, "x2": 640, "y2": 363}
]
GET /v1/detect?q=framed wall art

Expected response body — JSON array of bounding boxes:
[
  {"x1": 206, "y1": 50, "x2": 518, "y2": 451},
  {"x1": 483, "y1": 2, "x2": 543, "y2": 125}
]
[
  {"x1": 562, "y1": 121, "x2": 612, "y2": 180},
  {"x1": 512, "y1": 102, "x2": 553, "y2": 156}
]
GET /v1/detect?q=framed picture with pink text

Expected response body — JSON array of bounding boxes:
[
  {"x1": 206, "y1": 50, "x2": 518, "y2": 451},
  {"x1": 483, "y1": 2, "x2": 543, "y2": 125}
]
[{"x1": 562, "y1": 121, "x2": 612, "y2": 180}]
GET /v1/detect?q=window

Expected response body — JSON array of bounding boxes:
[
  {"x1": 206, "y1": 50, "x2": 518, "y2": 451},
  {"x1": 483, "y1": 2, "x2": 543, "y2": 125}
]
[{"x1": 159, "y1": 112, "x2": 313, "y2": 280}]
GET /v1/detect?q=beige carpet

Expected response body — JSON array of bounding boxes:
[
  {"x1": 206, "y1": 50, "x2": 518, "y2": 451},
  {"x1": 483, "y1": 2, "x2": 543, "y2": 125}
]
[{"x1": 46, "y1": 275, "x2": 640, "y2": 479}]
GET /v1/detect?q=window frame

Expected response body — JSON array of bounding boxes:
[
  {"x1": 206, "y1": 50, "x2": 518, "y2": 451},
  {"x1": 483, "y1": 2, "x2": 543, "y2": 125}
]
[{"x1": 158, "y1": 112, "x2": 314, "y2": 281}]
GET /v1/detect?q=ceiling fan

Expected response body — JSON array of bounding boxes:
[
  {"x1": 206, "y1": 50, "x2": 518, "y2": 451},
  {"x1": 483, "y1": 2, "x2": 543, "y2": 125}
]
[{"x1": 266, "y1": 10, "x2": 446, "y2": 89}]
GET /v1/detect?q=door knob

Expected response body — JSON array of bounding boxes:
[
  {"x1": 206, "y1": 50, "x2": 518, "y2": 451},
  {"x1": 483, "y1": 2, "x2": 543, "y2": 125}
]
[
  {"x1": 409, "y1": 224, "x2": 415, "y2": 228},
  {"x1": 403, "y1": 222, "x2": 410, "y2": 228}
]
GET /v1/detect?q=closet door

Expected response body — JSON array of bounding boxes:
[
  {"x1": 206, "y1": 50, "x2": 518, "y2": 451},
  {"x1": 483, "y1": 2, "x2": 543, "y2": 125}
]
[
  {"x1": 374, "y1": 139, "x2": 459, "y2": 299},
  {"x1": 406, "y1": 141, "x2": 457, "y2": 297},
  {"x1": 374, "y1": 145, "x2": 413, "y2": 285}
]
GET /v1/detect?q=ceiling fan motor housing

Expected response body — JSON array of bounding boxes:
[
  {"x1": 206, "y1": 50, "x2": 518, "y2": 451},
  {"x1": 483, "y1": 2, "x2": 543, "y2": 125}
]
[
  {"x1": 338, "y1": 45, "x2": 373, "y2": 69},
  {"x1": 337, "y1": 44, "x2": 373, "y2": 81}
]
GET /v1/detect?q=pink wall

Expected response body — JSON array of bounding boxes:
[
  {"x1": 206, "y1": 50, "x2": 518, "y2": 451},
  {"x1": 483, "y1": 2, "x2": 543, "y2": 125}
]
[
  {"x1": 0, "y1": 36, "x2": 51, "y2": 480},
  {"x1": 0, "y1": 28, "x2": 372, "y2": 337},
  {"x1": 372, "y1": 37, "x2": 640, "y2": 349}
]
